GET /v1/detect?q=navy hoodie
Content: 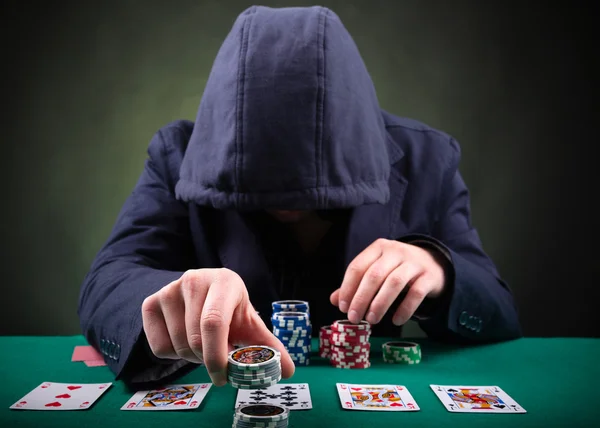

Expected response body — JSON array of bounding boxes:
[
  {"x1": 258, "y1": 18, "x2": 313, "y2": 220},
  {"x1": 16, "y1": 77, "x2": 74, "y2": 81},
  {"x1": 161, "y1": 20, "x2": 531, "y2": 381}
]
[{"x1": 78, "y1": 6, "x2": 522, "y2": 385}]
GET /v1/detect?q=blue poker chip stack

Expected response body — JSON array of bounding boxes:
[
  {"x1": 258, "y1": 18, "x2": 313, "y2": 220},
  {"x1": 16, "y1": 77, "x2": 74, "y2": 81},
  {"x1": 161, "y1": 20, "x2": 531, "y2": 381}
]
[{"x1": 271, "y1": 300, "x2": 311, "y2": 366}]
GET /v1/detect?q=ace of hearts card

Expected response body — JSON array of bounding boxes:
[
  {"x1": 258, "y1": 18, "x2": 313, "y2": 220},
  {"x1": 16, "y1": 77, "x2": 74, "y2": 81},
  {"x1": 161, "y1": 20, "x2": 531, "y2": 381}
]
[
  {"x1": 121, "y1": 383, "x2": 211, "y2": 411},
  {"x1": 336, "y1": 383, "x2": 419, "y2": 411},
  {"x1": 430, "y1": 385, "x2": 526, "y2": 413},
  {"x1": 9, "y1": 382, "x2": 112, "y2": 410}
]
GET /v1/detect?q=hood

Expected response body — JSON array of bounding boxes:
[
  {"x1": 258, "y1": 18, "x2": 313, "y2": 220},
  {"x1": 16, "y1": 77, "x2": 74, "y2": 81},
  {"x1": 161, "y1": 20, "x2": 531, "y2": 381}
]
[{"x1": 175, "y1": 5, "x2": 390, "y2": 210}]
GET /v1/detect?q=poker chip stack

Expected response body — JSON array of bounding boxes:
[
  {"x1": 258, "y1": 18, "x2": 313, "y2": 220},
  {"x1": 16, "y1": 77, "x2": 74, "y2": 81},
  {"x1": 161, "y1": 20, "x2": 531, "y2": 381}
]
[
  {"x1": 318, "y1": 325, "x2": 332, "y2": 358},
  {"x1": 271, "y1": 300, "x2": 312, "y2": 366},
  {"x1": 227, "y1": 345, "x2": 282, "y2": 389},
  {"x1": 233, "y1": 404, "x2": 289, "y2": 428},
  {"x1": 329, "y1": 320, "x2": 372, "y2": 369},
  {"x1": 382, "y1": 341, "x2": 422, "y2": 364}
]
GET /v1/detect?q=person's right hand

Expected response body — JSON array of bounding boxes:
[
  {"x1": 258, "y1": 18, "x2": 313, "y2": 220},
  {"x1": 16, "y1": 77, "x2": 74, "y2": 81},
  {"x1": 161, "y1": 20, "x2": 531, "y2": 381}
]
[{"x1": 141, "y1": 268, "x2": 294, "y2": 386}]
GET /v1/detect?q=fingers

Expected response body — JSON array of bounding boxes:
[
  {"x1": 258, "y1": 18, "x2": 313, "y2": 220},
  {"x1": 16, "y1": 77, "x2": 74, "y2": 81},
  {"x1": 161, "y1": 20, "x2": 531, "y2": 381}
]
[
  {"x1": 181, "y1": 273, "x2": 210, "y2": 363},
  {"x1": 347, "y1": 253, "x2": 401, "y2": 324},
  {"x1": 392, "y1": 276, "x2": 430, "y2": 325},
  {"x1": 200, "y1": 272, "x2": 243, "y2": 386},
  {"x1": 141, "y1": 293, "x2": 175, "y2": 359},
  {"x1": 330, "y1": 289, "x2": 340, "y2": 306},
  {"x1": 338, "y1": 240, "x2": 384, "y2": 313},
  {"x1": 243, "y1": 311, "x2": 295, "y2": 380},
  {"x1": 366, "y1": 262, "x2": 423, "y2": 324}
]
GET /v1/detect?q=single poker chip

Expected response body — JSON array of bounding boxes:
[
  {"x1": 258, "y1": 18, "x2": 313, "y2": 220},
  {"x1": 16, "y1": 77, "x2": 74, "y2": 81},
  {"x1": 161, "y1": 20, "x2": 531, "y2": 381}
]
[
  {"x1": 382, "y1": 341, "x2": 422, "y2": 364},
  {"x1": 272, "y1": 300, "x2": 309, "y2": 313},
  {"x1": 235, "y1": 403, "x2": 290, "y2": 423},
  {"x1": 228, "y1": 346, "x2": 280, "y2": 369},
  {"x1": 332, "y1": 319, "x2": 370, "y2": 332},
  {"x1": 229, "y1": 375, "x2": 283, "y2": 390}
]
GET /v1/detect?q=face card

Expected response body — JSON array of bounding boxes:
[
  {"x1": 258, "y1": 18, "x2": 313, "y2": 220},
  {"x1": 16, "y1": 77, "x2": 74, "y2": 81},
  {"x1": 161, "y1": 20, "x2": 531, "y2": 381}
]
[
  {"x1": 430, "y1": 385, "x2": 526, "y2": 413},
  {"x1": 121, "y1": 384, "x2": 211, "y2": 411},
  {"x1": 9, "y1": 382, "x2": 112, "y2": 410},
  {"x1": 335, "y1": 383, "x2": 419, "y2": 411},
  {"x1": 235, "y1": 383, "x2": 312, "y2": 410}
]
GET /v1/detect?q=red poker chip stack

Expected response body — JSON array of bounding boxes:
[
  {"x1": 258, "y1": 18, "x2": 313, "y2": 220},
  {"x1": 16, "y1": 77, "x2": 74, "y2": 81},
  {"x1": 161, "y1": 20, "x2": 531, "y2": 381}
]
[
  {"x1": 319, "y1": 326, "x2": 332, "y2": 358},
  {"x1": 328, "y1": 320, "x2": 371, "y2": 369}
]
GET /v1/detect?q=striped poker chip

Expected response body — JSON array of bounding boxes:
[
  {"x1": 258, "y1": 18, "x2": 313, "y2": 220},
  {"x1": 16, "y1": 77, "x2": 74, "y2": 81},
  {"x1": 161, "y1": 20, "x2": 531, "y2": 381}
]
[
  {"x1": 229, "y1": 374, "x2": 282, "y2": 389},
  {"x1": 382, "y1": 341, "x2": 422, "y2": 364},
  {"x1": 331, "y1": 331, "x2": 370, "y2": 344},
  {"x1": 272, "y1": 300, "x2": 309, "y2": 314},
  {"x1": 235, "y1": 403, "x2": 289, "y2": 424},
  {"x1": 332, "y1": 319, "x2": 370, "y2": 332}
]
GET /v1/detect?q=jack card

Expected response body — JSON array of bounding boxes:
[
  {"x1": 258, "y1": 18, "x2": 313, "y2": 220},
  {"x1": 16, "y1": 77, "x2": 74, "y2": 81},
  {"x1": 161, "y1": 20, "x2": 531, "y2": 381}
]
[
  {"x1": 430, "y1": 385, "x2": 526, "y2": 413},
  {"x1": 235, "y1": 383, "x2": 312, "y2": 410},
  {"x1": 121, "y1": 383, "x2": 211, "y2": 411},
  {"x1": 336, "y1": 383, "x2": 419, "y2": 411},
  {"x1": 9, "y1": 382, "x2": 112, "y2": 410}
]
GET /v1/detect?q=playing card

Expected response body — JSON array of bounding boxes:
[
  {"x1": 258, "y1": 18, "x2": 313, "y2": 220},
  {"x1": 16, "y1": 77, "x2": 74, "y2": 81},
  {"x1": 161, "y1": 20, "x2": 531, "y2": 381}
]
[
  {"x1": 9, "y1": 382, "x2": 112, "y2": 410},
  {"x1": 336, "y1": 383, "x2": 419, "y2": 411},
  {"x1": 121, "y1": 384, "x2": 211, "y2": 410},
  {"x1": 430, "y1": 385, "x2": 526, "y2": 413},
  {"x1": 235, "y1": 383, "x2": 312, "y2": 410},
  {"x1": 71, "y1": 345, "x2": 103, "y2": 362}
]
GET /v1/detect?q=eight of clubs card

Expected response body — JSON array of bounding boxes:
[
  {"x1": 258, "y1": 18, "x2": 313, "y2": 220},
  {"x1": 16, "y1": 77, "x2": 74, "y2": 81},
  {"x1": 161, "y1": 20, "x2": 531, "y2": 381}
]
[
  {"x1": 121, "y1": 383, "x2": 211, "y2": 410},
  {"x1": 235, "y1": 383, "x2": 312, "y2": 410},
  {"x1": 10, "y1": 382, "x2": 112, "y2": 410},
  {"x1": 430, "y1": 385, "x2": 526, "y2": 413},
  {"x1": 336, "y1": 383, "x2": 419, "y2": 411}
]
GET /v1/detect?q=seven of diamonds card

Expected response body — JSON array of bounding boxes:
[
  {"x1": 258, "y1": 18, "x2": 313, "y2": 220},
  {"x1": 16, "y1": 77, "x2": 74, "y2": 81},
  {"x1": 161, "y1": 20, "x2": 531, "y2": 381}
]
[
  {"x1": 121, "y1": 384, "x2": 211, "y2": 411},
  {"x1": 235, "y1": 383, "x2": 312, "y2": 410},
  {"x1": 9, "y1": 382, "x2": 112, "y2": 410},
  {"x1": 430, "y1": 385, "x2": 526, "y2": 413},
  {"x1": 336, "y1": 383, "x2": 419, "y2": 411}
]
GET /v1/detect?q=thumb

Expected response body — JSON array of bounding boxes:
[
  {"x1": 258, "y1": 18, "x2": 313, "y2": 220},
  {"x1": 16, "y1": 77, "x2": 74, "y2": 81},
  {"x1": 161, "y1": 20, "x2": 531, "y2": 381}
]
[
  {"x1": 243, "y1": 311, "x2": 296, "y2": 379},
  {"x1": 330, "y1": 288, "x2": 340, "y2": 306}
]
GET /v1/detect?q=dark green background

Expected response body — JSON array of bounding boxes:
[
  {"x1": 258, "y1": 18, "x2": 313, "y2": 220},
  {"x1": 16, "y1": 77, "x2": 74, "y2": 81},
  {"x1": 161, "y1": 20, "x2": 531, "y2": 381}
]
[{"x1": 1, "y1": 1, "x2": 597, "y2": 337}]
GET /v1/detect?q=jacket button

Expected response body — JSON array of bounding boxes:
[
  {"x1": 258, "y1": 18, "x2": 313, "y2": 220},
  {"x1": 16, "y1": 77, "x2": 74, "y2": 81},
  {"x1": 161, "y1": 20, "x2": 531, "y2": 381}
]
[
  {"x1": 459, "y1": 311, "x2": 468, "y2": 326},
  {"x1": 115, "y1": 344, "x2": 121, "y2": 361}
]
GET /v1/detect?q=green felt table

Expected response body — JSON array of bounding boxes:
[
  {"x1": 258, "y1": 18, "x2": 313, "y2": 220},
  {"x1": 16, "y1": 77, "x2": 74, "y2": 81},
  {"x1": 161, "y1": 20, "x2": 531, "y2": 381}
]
[{"x1": 0, "y1": 336, "x2": 597, "y2": 427}]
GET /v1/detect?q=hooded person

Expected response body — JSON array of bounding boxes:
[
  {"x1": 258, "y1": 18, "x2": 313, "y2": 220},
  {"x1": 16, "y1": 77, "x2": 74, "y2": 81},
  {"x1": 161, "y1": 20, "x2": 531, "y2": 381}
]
[{"x1": 78, "y1": 6, "x2": 522, "y2": 386}]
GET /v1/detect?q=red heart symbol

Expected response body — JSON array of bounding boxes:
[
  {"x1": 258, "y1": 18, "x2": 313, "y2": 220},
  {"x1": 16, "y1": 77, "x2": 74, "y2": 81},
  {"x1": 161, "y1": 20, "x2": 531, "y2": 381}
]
[
  {"x1": 16, "y1": 401, "x2": 27, "y2": 407},
  {"x1": 190, "y1": 401, "x2": 198, "y2": 407},
  {"x1": 67, "y1": 386, "x2": 81, "y2": 391},
  {"x1": 56, "y1": 394, "x2": 71, "y2": 399},
  {"x1": 390, "y1": 403, "x2": 403, "y2": 407},
  {"x1": 351, "y1": 388, "x2": 362, "y2": 391},
  {"x1": 99, "y1": 385, "x2": 106, "y2": 389},
  {"x1": 45, "y1": 401, "x2": 62, "y2": 407},
  {"x1": 80, "y1": 401, "x2": 90, "y2": 408},
  {"x1": 127, "y1": 403, "x2": 135, "y2": 409},
  {"x1": 174, "y1": 401, "x2": 187, "y2": 405},
  {"x1": 41, "y1": 384, "x2": 49, "y2": 389}
]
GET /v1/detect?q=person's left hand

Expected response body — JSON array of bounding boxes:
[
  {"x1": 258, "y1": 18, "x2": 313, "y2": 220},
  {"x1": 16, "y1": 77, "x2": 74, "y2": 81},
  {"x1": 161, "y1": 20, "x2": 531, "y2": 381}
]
[{"x1": 330, "y1": 238, "x2": 446, "y2": 326}]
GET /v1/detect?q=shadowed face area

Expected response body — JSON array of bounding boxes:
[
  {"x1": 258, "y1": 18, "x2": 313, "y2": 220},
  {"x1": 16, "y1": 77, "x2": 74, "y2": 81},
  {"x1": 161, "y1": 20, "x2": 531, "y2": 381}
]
[{"x1": 267, "y1": 210, "x2": 312, "y2": 223}]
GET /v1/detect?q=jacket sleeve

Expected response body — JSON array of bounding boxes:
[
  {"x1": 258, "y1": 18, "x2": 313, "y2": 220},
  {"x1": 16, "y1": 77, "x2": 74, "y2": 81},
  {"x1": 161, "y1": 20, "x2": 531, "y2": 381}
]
[
  {"x1": 406, "y1": 138, "x2": 523, "y2": 343},
  {"x1": 77, "y1": 126, "x2": 199, "y2": 384}
]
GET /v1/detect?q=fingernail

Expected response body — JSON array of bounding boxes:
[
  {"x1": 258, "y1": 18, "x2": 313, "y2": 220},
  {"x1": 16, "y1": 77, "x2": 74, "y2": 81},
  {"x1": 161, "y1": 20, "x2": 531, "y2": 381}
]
[
  {"x1": 339, "y1": 300, "x2": 348, "y2": 312},
  {"x1": 348, "y1": 310, "x2": 358, "y2": 323},
  {"x1": 366, "y1": 311, "x2": 377, "y2": 324},
  {"x1": 210, "y1": 370, "x2": 227, "y2": 386},
  {"x1": 393, "y1": 316, "x2": 405, "y2": 326}
]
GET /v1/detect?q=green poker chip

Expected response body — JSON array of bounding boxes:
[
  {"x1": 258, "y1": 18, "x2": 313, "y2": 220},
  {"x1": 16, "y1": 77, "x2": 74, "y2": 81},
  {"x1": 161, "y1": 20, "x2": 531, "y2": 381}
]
[
  {"x1": 382, "y1": 341, "x2": 422, "y2": 364},
  {"x1": 235, "y1": 404, "x2": 289, "y2": 423}
]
